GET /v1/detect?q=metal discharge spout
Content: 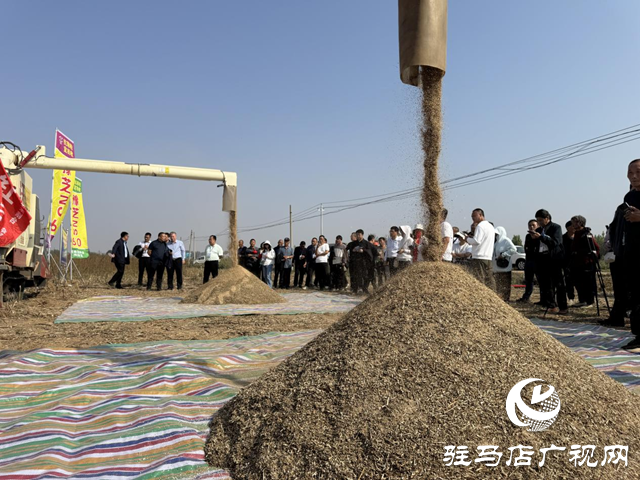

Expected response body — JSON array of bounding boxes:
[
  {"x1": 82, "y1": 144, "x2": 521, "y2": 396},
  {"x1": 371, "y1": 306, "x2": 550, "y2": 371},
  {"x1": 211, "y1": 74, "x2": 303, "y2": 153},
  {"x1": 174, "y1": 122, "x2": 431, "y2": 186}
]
[{"x1": 398, "y1": 0, "x2": 448, "y2": 86}]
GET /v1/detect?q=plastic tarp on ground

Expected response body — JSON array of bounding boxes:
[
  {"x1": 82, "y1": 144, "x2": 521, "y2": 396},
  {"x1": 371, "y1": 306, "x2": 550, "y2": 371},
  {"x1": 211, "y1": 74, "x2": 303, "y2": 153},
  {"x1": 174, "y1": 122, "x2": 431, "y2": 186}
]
[
  {"x1": 1, "y1": 320, "x2": 639, "y2": 479},
  {"x1": 55, "y1": 292, "x2": 363, "y2": 324}
]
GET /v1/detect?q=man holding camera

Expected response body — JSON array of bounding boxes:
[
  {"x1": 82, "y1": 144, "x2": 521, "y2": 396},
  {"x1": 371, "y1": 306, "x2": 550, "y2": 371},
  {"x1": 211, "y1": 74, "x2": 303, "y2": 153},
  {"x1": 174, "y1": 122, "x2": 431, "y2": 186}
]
[{"x1": 529, "y1": 209, "x2": 568, "y2": 314}]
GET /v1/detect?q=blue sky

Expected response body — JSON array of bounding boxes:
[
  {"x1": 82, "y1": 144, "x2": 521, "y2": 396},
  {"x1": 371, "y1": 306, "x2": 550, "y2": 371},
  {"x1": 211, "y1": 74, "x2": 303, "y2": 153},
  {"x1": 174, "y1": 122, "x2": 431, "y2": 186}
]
[{"x1": 3, "y1": 1, "x2": 640, "y2": 252}]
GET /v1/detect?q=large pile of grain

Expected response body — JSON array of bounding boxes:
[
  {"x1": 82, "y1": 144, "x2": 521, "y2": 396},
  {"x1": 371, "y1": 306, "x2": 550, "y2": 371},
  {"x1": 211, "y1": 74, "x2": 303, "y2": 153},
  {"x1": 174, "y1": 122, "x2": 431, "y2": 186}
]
[
  {"x1": 205, "y1": 262, "x2": 640, "y2": 478},
  {"x1": 421, "y1": 67, "x2": 444, "y2": 262},
  {"x1": 181, "y1": 266, "x2": 285, "y2": 305}
]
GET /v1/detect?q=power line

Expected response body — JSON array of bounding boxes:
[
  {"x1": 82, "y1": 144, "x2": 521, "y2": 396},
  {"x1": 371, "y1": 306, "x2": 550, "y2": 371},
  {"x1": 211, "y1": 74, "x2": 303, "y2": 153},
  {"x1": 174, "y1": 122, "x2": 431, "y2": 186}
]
[{"x1": 209, "y1": 123, "x2": 640, "y2": 237}]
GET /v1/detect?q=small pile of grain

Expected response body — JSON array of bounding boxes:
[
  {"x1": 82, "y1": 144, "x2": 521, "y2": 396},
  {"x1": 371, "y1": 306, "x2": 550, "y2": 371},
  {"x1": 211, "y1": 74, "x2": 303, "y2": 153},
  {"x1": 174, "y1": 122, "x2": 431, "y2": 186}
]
[
  {"x1": 421, "y1": 67, "x2": 444, "y2": 262},
  {"x1": 181, "y1": 266, "x2": 285, "y2": 305},
  {"x1": 205, "y1": 262, "x2": 640, "y2": 479}
]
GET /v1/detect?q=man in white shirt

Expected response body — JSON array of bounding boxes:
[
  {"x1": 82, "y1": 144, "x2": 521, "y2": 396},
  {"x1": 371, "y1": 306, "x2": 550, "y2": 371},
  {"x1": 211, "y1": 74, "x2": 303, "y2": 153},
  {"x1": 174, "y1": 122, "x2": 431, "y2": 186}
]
[
  {"x1": 385, "y1": 226, "x2": 402, "y2": 276},
  {"x1": 203, "y1": 235, "x2": 224, "y2": 283},
  {"x1": 167, "y1": 231, "x2": 186, "y2": 290},
  {"x1": 137, "y1": 232, "x2": 152, "y2": 286},
  {"x1": 315, "y1": 235, "x2": 331, "y2": 290},
  {"x1": 441, "y1": 209, "x2": 453, "y2": 262},
  {"x1": 464, "y1": 208, "x2": 496, "y2": 291}
]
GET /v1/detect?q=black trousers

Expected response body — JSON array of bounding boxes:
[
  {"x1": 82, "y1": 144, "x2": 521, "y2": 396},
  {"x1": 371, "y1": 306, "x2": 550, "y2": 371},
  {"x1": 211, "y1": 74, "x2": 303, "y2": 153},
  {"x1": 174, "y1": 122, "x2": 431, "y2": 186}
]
[
  {"x1": 280, "y1": 267, "x2": 292, "y2": 288},
  {"x1": 368, "y1": 260, "x2": 376, "y2": 288},
  {"x1": 146, "y1": 262, "x2": 165, "y2": 290},
  {"x1": 331, "y1": 263, "x2": 347, "y2": 290},
  {"x1": 375, "y1": 263, "x2": 387, "y2": 287},
  {"x1": 274, "y1": 264, "x2": 283, "y2": 288},
  {"x1": 203, "y1": 260, "x2": 219, "y2": 283},
  {"x1": 294, "y1": 263, "x2": 306, "y2": 287},
  {"x1": 167, "y1": 258, "x2": 183, "y2": 289},
  {"x1": 563, "y1": 266, "x2": 575, "y2": 300},
  {"x1": 306, "y1": 262, "x2": 316, "y2": 287},
  {"x1": 609, "y1": 257, "x2": 628, "y2": 323},
  {"x1": 315, "y1": 262, "x2": 330, "y2": 290},
  {"x1": 522, "y1": 259, "x2": 536, "y2": 299},
  {"x1": 623, "y1": 249, "x2": 640, "y2": 335},
  {"x1": 573, "y1": 265, "x2": 596, "y2": 305},
  {"x1": 350, "y1": 260, "x2": 370, "y2": 293},
  {"x1": 109, "y1": 262, "x2": 126, "y2": 287},
  {"x1": 138, "y1": 257, "x2": 149, "y2": 285},
  {"x1": 536, "y1": 256, "x2": 567, "y2": 310}
]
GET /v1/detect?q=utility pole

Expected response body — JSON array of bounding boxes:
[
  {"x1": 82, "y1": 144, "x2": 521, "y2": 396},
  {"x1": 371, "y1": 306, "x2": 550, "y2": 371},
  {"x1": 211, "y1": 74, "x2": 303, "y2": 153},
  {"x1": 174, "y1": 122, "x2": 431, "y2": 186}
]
[
  {"x1": 318, "y1": 203, "x2": 325, "y2": 236},
  {"x1": 289, "y1": 205, "x2": 293, "y2": 245},
  {"x1": 188, "y1": 230, "x2": 193, "y2": 264}
]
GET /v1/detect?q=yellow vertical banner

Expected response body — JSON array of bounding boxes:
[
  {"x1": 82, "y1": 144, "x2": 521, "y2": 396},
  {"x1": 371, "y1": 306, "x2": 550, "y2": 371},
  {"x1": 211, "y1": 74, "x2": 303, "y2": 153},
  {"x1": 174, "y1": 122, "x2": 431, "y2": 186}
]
[
  {"x1": 71, "y1": 178, "x2": 89, "y2": 258},
  {"x1": 47, "y1": 130, "x2": 76, "y2": 246}
]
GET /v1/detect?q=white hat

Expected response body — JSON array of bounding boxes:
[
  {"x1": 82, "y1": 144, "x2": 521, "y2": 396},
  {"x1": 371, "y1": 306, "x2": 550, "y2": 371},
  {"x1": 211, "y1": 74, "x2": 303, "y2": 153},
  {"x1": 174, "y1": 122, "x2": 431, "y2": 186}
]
[
  {"x1": 414, "y1": 223, "x2": 425, "y2": 231},
  {"x1": 263, "y1": 240, "x2": 271, "y2": 246}
]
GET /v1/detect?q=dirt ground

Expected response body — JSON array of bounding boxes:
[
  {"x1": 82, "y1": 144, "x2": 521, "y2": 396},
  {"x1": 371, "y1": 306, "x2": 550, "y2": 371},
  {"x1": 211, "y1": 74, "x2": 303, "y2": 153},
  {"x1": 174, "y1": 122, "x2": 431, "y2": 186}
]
[{"x1": 0, "y1": 268, "x2": 619, "y2": 352}]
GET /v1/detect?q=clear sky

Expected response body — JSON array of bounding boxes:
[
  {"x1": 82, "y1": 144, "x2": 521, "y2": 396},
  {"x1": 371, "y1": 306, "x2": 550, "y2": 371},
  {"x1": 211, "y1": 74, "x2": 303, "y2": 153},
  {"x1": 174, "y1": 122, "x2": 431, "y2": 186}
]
[{"x1": 3, "y1": 1, "x2": 639, "y2": 252}]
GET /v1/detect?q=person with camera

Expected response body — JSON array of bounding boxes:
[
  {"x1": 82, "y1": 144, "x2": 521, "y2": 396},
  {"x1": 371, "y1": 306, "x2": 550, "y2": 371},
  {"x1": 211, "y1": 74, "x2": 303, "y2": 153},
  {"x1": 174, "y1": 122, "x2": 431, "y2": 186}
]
[
  {"x1": 618, "y1": 159, "x2": 640, "y2": 350},
  {"x1": 133, "y1": 232, "x2": 152, "y2": 287},
  {"x1": 562, "y1": 220, "x2": 576, "y2": 304},
  {"x1": 530, "y1": 209, "x2": 568, "y2": 314},
  {"x1": 569, "y1": 215, "x2": 599, "y2": 307},
  {"x1": 464, "y1": 208, "x2": 496, "y2": 291},
  {"x1": 244, "y1": 239, "x2": 260, "y2": 277},
  {"x1": 492, "y1": 226, "x2": 517, "y2": 301}
]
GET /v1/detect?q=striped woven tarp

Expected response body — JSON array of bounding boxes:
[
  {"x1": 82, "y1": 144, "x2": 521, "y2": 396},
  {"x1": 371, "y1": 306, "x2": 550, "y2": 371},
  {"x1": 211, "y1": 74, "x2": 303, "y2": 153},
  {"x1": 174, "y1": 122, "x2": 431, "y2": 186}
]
[
  {"x1": 55, "y1": 292, "x2": 363, "y2": 324},
  {"x1": 0, "y1": 331, "x2": 323, "y2": 479},
  {"x1": 2, "y1": 320, "x2": 640, "y2": 479}
]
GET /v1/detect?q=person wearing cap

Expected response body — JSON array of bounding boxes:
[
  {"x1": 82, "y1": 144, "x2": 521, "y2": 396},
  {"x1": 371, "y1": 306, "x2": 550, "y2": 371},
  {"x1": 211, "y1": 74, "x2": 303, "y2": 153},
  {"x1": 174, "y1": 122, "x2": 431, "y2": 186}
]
[
  {"x1": 492, "y1": 226, "x2": 517, "y2": 301},
  {"x1": 441, "y1": 209, "x2": 453, "y2": 262},
  {"x1": 293, "y1": 240, "x2": 307, "y2": 288},
  {"x1": 278, "y1": 237, "x2": 294, "y2": 289},
  {"x1": 412, "y1": 224, "x2": 424, "y2": 262},
  {"x1": 260, "y1": 240, "x2": 276, "y2": 288},
  {"x1": 452, "y1": 232, "x2": 472, "y2": 268}
]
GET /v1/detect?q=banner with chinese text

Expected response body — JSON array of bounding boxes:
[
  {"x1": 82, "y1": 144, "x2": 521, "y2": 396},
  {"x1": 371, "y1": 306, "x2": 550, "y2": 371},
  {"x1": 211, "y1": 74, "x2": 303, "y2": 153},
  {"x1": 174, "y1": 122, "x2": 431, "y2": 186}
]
[
  {"x1": 71, "y1": 178, "x2": 89, "y2": 258},
  {"x1": 47, "y1": 130, "x2": 76, "y2": 246},
  {"x1": 0, "y1": 161, "x2": 32, "y2": 246}
]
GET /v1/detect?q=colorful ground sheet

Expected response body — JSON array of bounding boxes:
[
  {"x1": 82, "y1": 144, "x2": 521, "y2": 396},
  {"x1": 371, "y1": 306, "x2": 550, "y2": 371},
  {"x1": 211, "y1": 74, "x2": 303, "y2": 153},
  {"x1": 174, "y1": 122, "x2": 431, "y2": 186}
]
[
  {"x1": 55, "y1": 292, "x2": 363, "y2": 324},
  {"x1": 2, "y1": 320, "x2": 639, "y2": 478}
]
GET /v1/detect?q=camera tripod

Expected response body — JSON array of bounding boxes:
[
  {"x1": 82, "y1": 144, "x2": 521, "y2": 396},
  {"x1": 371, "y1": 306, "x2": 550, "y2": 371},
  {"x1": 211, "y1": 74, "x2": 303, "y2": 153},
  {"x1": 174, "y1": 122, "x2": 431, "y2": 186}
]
[{"x1": 586, "y1": 233, "x2": 611, "y2": 317}]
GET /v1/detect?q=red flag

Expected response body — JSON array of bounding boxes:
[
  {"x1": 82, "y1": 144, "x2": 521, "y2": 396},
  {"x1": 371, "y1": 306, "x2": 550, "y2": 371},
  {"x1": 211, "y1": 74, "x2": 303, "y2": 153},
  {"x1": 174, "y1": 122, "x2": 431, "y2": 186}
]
[{"x1": 0, "y1": 162, "x2": 32, "y2": 247}]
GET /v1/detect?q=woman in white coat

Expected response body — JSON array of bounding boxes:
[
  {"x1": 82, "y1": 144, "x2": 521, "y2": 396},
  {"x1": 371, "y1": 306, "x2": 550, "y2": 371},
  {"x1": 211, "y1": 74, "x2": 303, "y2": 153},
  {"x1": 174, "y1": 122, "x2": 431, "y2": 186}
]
[
  {"x1": 493, "y1": 226, "x2": 517, "y2": 301},
  {"x1": 260, "y1": 240, "x2": 276, "y2": 288}
]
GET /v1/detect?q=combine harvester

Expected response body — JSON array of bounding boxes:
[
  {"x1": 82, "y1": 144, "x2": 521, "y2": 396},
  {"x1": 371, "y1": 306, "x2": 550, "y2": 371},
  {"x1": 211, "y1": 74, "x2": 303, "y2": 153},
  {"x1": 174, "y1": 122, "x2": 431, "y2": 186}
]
[{"x1": 0, "y1": 143, "x2": 237, "y2": 304}]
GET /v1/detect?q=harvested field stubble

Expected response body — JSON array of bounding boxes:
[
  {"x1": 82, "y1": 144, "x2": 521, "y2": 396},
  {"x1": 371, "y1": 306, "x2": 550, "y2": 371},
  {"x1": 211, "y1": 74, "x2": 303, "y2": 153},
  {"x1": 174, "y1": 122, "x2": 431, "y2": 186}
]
[
  {"x1": 205, "y1": 262, "x2": 640, "y2": 479},
  {"x1": 182, "y1": 265, "x2": 285, "y2": 305}
]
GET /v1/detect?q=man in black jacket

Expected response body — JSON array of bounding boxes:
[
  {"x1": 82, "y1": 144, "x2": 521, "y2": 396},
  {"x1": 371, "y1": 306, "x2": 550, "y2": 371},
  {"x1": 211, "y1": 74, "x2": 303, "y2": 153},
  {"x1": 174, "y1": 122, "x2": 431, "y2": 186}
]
[
  {"x1": 517, "y1": 219, "x2": 539, "y2": 303},
  {"x1": 109, "y1": 232, "x2": 130, "y2": 289},
  {"x1": 293, "y1": 241, "x2": 307, "y2": 288},
  {"x1": 347, "y1": 229, "x2": 374, "y2": 295},
  {"x1": 530, "y1": 209, "x2": 567, "y2": 313},
  {"x1": 146, "y1": 232, "x2": 170, "y2": 291},
  {"x1": 304, "y1": 238, "x2": 318, "y2": 289}
]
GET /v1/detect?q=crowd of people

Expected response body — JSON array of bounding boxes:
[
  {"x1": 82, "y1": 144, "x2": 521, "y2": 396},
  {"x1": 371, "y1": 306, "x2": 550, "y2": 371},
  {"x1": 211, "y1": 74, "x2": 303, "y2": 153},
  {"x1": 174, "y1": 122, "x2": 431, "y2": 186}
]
[
  {"x1": 107, "y1": 160, "x2": 640, "y2": 349},
  {"x1": 108, "y1": 231, "x2": 224, "y2": 290}
]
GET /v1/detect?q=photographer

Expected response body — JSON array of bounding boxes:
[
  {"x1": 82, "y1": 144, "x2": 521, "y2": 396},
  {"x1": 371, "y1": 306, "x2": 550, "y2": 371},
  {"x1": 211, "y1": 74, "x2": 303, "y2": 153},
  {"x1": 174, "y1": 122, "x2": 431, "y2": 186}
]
[
  {"x1": 530, "y1": 209, "x2": 568, "y2": 314},
  {"x1": 569, "y1": 216, "x2": 599, "y2": 307},
  {"x1": 620, "y1": 159, "x2": 640, "y2": 350},
  {"x1": 517, "y1": 220, "x2": 539, "y2": 303}
]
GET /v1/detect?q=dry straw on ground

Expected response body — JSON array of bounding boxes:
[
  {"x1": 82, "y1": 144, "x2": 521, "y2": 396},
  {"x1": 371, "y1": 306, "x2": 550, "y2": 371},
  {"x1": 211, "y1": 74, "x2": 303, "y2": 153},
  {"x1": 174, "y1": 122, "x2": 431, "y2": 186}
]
[
  {"x1": 205, "y1": 262, "x2": 640, "y2": 479},
  {"x1": 420, "y1": 67, "x2": 444, "y2": 262},
  {"x1": 181, "y1": 265, "x2": 285, "y2": 305}
]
